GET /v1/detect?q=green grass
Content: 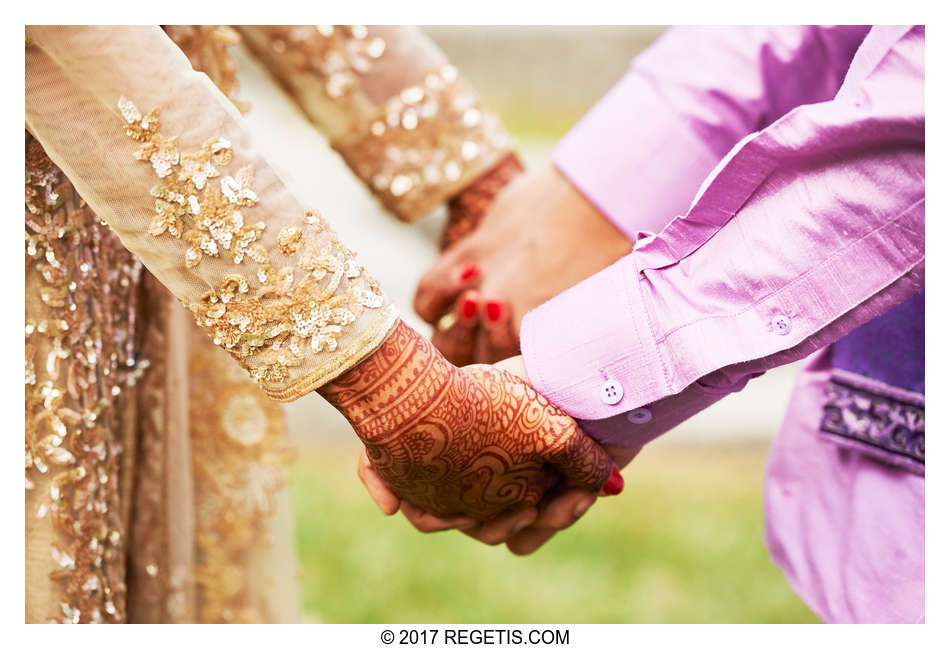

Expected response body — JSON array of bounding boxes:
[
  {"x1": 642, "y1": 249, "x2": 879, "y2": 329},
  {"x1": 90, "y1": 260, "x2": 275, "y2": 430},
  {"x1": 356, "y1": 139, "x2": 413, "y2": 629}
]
[{"x1": 289, "y1": 440, "x2": 820, "y2": 623}]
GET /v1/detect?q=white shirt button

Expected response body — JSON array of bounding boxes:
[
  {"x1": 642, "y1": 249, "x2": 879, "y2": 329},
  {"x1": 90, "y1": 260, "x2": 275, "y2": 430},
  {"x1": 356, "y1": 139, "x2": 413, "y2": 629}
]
[
  {"x1": 771, "y1": 314, "x2": 792, "y2": 336},
  {"x1": 600, "y1": 379, "x2": 624, "y2": 405},
  {"x1": 626, "y1": 408, "x2": 653, "y2": 424}
]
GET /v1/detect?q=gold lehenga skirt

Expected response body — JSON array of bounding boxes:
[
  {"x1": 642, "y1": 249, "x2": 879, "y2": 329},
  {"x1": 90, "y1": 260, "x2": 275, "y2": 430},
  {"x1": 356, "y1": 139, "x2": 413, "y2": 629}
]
[{"x1": 25, "y1": 133, "x2": 300, "y2": 623}]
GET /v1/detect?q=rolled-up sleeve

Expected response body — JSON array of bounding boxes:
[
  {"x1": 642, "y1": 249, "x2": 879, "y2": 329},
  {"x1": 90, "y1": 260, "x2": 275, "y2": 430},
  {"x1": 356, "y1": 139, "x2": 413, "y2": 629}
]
[{"x1": 523, "y1": 26, "x2": 924, "y2": 445}]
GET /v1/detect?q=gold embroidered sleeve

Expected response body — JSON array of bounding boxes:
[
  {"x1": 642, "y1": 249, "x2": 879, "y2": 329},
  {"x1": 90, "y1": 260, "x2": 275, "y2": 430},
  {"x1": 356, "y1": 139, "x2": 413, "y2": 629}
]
[
  {"x1": 236, "y1": 25, "x2": 515, "y2": 222},
  {"x1": 162, "y1": 25, "x2": 247, "y2": 112},
  {"x1": 26, "y1": 25, "x2": 398, "y2": 401}
]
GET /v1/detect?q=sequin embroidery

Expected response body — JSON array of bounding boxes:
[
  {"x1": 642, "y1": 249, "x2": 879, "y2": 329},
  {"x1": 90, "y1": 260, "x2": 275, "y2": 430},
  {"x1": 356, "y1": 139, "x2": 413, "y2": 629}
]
[{"x1": 119, "y1": 98, "x2": 386, "y2": 391}]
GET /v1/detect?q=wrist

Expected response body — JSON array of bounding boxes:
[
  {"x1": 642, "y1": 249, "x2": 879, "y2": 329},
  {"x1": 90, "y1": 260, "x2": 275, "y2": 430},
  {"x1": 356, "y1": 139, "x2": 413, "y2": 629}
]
[
  {"x1": 493, "y1": 355, "x2": 528, "y2": 382},
  {"x1": 551, "y1": 165, "x2": 631, "y2": 246},
  {"x1": 318, "y1": 320, "x2": 456, "y2": 440},
  {"x1": 442, "y1": 152, "x2": 524, "y2": 250}
]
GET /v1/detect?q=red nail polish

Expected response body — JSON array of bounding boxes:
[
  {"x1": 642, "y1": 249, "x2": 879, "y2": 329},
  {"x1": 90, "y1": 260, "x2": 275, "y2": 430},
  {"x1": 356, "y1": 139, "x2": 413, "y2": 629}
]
[
  {"x1": 603, "y1": 468, "x2": 624, "y2": 496},
  {"x1": 459, "y1": 265, "x2": 479, "y2": 282},
  {"x1": 461, "y1": 297, "x2": 478, "y2": 319},
  {"x1": 485, "y1": 300, "x2": 502, "y2": 322}
]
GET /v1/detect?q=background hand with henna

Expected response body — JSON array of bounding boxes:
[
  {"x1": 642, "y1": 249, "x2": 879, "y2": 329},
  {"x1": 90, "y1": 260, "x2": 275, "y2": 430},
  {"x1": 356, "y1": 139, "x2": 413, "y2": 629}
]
[
  {"x1": 419, "y1": 164, "x2": 633, "y2": 365},
  {"x1": 318, "y1": 320, "x2": 620, "y2": 524}
]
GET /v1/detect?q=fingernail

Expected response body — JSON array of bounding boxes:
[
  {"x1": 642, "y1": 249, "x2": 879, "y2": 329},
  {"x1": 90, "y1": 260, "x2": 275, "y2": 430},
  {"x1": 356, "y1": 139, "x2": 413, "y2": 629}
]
[
  {"x1": 602, "y1": 467, "x2": 624, "y2": 496},
  {"x1": 512, "y1": 514, "x2": 534, "y2": 535},
  {"x1": 573, "y1": 497, "x2": 594, "y2": 518},
  {"x1": 461, "y1": 297, "x2": 478, "y2": 319},
  {"x1": 485, "y1": 300, "x2": 502, "y2": 322},
  {"x1": 459, "y1": 265, "x2": 479, "y2": 282}
]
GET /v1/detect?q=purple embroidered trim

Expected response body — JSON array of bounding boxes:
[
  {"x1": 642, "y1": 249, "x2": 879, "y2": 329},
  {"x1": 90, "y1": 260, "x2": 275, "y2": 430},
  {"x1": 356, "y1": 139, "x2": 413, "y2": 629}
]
[{"x1": 820, "y1": 369, "x2": 924, "y2": 469}]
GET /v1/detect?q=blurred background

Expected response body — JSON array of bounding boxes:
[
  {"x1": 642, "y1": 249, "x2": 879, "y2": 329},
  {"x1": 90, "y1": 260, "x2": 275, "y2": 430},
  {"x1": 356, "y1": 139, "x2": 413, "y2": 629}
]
[{"x1": 233, "y1": 26, "x2": 816, "y2": 623}]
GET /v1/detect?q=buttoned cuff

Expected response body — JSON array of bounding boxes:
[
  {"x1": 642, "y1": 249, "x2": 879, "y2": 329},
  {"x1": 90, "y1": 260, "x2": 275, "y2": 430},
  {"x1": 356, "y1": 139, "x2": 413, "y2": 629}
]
[
  {"x1": 522, "y1": 198, "x2": 923, "y2": 443},
  {"x1": 552, "y1": 72, "x2": 723, "y2": 239},
  {"x1": 573, "y1": 365, "x2": 764, "y2": 446},
  {"x1": 521, "y1": 254, "x2": 668, "y2": 421},
  {"x1": 576, "y1": 384, "x2": 723, "y2": 447}
]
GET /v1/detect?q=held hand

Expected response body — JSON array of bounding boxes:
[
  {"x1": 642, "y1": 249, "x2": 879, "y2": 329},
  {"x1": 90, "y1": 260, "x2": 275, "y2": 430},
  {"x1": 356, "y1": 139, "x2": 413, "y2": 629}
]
[
  {"x1": 359, "y1": 441, "x2": 635, "y2": 545},
  {"x1": 417, "y1": 165, "x2": 632, "y2": 364},
  {"x1": 503, "y1": 443, "x2": 640, "y2": 555},
  {"x1": 482, "y1": 357, "x2": 636, "y2": 552},
  {"x1": 320, "y1": 321, "x2": 618, "y2": 521},
  {"x1": 357, "y1": 354, "x2": 632, "y2": 548}
]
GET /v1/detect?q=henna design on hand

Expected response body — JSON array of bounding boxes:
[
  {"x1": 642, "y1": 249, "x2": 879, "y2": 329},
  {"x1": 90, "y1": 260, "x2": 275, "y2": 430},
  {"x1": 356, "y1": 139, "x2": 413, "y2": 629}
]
[
  {"x1": 319, "y1": 321, "x2": 612, "y2": 520},
  {"x1": 441, "y1": 153, "x2": 524, "y2": 251}
]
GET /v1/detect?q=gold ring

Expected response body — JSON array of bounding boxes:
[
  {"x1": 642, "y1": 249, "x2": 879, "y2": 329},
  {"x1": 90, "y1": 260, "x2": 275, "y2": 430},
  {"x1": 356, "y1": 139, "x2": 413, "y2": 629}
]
[{"x1": 436, "y1": 311, "x2": 458, "y2": 332}]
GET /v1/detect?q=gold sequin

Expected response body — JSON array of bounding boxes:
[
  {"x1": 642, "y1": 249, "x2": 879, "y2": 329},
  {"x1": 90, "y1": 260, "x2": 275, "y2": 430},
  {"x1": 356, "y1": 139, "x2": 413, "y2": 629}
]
[
  {"x1": 243, "y1": 25, "x2": 385, "y2": 103},
  {"x1": 163, "y1": 26, "x2": 248, "y2": 113},
  {"x1": 277, "y1": 226, "x2": 303, "y2": 256},
  {"x1": 25, "y1": 134, "x2": 146, "y2": 623},
  {"x1": 120, "y1": 99, "x2": 386, "y2": 391},
  {"x1": 117, "y1": 107, "x2": 267, "y2": 270},
  {"x1": 187, "y1": 212, "x2": 377, "y2": 385},
  {"x1": 332, "y1": 65, "x2": 515, "y2": 221},
  {"x1": 235, "y1": 27, "x2": 512, "y2": 222},
  {"x1": 27, "y1": 28, "x2": 291, "y2": 624}
]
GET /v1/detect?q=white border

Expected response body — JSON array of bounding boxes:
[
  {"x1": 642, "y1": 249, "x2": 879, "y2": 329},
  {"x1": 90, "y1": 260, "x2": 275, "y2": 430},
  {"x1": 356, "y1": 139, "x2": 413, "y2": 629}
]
[{"x1": 5, "y1": 3, "x2": 947, "y2": 644}]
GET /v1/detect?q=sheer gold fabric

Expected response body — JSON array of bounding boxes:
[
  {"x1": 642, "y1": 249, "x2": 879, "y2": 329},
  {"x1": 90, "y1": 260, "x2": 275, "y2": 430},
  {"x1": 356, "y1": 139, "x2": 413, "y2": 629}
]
[
  {"x1": 25, "y1": 24, "x2": 499, "y2": 624},
  {"x1": 25, "y1": 26, "x2": 310, "y2": 624},
  {"x1": 25, "y1": 134, "x2": 300, "y2": 623},
  {"x1": 237, "y1": 26, "x2": 515, "y2": 221},
  {"x1": 163, "y1": 26, "x2": 247, "y2": 112},
  {"x1": 26, "y1": 26, "x2": 399, "y2": 402},
  {"x1": 125, "y1": 275, "x2": 299, "y2": 623}
]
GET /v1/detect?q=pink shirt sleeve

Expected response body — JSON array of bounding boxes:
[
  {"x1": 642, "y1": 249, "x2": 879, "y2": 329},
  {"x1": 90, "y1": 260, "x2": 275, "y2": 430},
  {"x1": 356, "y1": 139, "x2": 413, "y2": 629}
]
[
  {"x1": 522, "y1": 25, "x2": 924, "y2": 447},
  {"x1": 553, "y1": 25, "x2": 871, "y2": 240}
]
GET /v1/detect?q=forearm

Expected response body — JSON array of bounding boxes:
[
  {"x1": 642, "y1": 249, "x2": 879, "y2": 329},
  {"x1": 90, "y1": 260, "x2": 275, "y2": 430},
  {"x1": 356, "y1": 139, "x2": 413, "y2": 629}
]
[
  {"x1": 442, "y1": 151, "x2": 524, "y2": 250},
  {"x1": 236, "y1": 25, "x2": 517, "y2": 223},
  {"x1": 522, "y1": 26, "x2": 924, "y2": 442},
  {"x1": 554, "y1": 25, "x2": 871, "y2": 240},
  {"x1": 26, "y1": 25, "x2": 398, "y2": 400}
]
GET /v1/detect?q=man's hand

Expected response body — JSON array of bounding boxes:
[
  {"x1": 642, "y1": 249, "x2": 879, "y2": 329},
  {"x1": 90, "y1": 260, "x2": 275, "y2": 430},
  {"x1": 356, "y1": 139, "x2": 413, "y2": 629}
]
[
  {"x1": 416, "y1": 165, "x2": 632, "y2": 364},
  {"x1": 320, "y1": 321, "x2": 619, "y2": 522}
]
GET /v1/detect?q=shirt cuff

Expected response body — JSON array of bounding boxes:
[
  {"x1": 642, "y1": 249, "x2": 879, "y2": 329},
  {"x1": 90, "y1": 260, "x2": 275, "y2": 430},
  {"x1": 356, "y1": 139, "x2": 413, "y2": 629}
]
[
  {"x1": 521, "y1": 254, "x2": 668, "y2": 421},
  {"x1": 552, "y1": 72, "x2": 723, "y2": 240},
  {"x1": 576, "y1": 383, "x2": 726, "y2": 447},
  {"x1": 522, "y1": 196, "x2": 923, "y2": 438}
]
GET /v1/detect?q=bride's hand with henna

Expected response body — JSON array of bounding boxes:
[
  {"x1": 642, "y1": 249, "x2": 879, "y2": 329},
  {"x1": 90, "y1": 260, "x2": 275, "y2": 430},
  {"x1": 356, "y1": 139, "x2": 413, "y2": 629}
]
[
  {"x1": 358, "y1": 353, "x2": 634, "y2": 550},
  {"x1": 417, "y1": 165, "x2": 633, "y2": 365},
  {"x1": 318, "y1": 320, "x2": 619, "y2": 524}
]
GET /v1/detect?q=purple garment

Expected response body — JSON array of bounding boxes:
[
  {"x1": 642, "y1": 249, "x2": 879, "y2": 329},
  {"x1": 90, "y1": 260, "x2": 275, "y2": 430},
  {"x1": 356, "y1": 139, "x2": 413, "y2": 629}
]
[
  {"x1": 520, "y1": 26, "x2": 924, "y2": 622},
  {"x1": 833, "y1": 291, "x2": 924, "y2": 395},
  {"x1": 823, "y1": 291, "x2": 924, "y2": 475},
  {"x1": 765, "y1": 350, "x2": 923, "y2": 623}
]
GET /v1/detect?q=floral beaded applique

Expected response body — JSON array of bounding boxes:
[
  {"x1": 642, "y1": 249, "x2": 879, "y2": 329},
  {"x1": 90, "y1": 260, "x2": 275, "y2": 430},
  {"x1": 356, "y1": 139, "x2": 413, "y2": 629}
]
[
  {"x1": 119, "y1": 98, "x2": 386, "y2": 389},
  {"x1": 119, "y1": 96, "x2": 262, "y2": 269}
]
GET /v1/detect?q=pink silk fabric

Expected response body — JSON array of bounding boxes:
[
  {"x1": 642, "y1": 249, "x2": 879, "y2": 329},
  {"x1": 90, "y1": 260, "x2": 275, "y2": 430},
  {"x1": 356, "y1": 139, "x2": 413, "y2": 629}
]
[{"x1": 521, "y1": 26, "x2": 924, "y2": 622}]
